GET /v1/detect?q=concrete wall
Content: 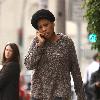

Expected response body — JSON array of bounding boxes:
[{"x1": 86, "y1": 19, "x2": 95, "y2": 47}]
[{"x1": 0, "y1": 0, "x2": 24, "y2": 63}]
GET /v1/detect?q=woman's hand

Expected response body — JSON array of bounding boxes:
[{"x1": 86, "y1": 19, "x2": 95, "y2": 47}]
[{"x1": 36, "y1": 31, "x2": 45, "y2": 47}]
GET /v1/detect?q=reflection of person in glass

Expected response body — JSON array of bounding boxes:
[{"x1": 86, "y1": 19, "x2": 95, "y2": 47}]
[
  {"x1": 0, "y1": 43, "x2": 20, "y2": 100},
  {"x1": 24, "y1": 9, "x2": 86, "y2": 100}
]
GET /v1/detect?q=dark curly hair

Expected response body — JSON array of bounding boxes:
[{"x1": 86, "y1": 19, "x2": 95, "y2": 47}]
[{"x1": 31, "y1": 9, "x2": 55, "y2": 30}]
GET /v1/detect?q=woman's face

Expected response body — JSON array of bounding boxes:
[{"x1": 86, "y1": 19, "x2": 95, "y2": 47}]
[
  {"x1": 5, "y1": 45, "x2": 13, "y2": 60},
  {"x1": 37, "y1": 19, "x2": 55, "y2": 40}
]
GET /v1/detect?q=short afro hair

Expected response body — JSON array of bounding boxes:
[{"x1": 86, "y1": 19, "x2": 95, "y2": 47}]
[{"x1": 31, "y1": 9, "x2": 55, "y2": 30}]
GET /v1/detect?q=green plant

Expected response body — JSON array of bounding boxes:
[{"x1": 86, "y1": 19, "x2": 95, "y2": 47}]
[{"x1": 82, "y1": 0, "x2": 100, "y2": 52}]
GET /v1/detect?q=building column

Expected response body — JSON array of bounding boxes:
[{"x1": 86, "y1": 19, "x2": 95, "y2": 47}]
[{"x1": 48, "y1": 0, "x2": 66, "y2": 34}]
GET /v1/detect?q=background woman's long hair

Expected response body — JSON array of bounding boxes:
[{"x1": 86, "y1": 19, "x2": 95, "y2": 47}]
[{"x1": 2, "y1": 43, "x2": 20, "y2": 64}]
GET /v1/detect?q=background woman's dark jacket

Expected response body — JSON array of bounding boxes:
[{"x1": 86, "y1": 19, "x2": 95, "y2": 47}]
[
  {"x1": 89, "y1": 68, "x2": 100, "y2": 100},
  {"x1": 0, "y1": 61, "x2": 20, "y2": 100}
]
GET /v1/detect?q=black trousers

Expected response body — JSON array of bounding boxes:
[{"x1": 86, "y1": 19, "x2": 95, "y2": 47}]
[{"x1": 31, "y1": 97, "x2": 64, "y2": 100}]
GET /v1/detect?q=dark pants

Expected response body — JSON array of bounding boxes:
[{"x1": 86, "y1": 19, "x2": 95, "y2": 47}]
[{"x1": 31, "y1": 97, "x2": 64, "y2": 100}]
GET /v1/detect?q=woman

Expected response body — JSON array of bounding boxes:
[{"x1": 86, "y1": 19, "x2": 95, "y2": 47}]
[
  {"x1": 0, "y1": 43, "x2": 20, "y2": 100},
  {"x1": 24, "y1": 9, "x2": 86, "y2": 100}
]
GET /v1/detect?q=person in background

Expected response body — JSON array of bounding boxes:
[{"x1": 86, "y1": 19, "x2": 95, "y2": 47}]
[
  {"x1": 0, "y1": 43, "x2": 20, "y2": 100},
  {"x1": 83, "y1": 53, "x2": 100, "y2": 100},
  {"x1": 84, "y1": 53, "x2": 100, "y2": 84},
  {"x1": 24, "y1": 9, "x2": 86, "y2": 100},
  {"x1": 89, "y1": 58, "x2": 100, "y2": 100}
]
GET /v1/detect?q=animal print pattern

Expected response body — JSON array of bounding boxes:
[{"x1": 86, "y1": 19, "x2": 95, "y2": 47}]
[{"x1": 24, "y1": 34, "x2": 86, "y2": 100}]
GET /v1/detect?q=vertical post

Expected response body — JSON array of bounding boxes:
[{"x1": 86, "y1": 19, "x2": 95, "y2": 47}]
[
  {"x1": 19, "y1": 0, "x2": 27, "y2": 69},
  {"x1": 77, "y1": 22, "x2": 81, "y2": 64},
  {"x1": 0, "y1": 0, "x2": 6, "y2": 16},
  {"x1": 0, "y1": 0, "x2": 6, "y2": 34},
  {"x1": 0, "y1": 1, "x2": 1, "y2": 34},
  {"x1": 56, "y1": 0, "x2": 66, "y2": 34},
  {"x1": 18, "y1": 0, "x2": 27, "y2": 47},
  {"x1": 66, "y1": 0, "x2": 72, "y2": 21},
  {"x1": 71, "y1": 0, "x2": 83, "y2": 65}
]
